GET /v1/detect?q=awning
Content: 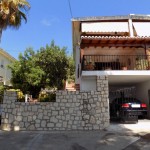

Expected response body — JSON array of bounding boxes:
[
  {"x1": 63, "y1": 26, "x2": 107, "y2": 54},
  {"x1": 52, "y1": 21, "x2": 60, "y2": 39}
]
[
  {"x1": 133, "y1": 22, "x2": 150, "y2": 36},
  {"x1": 81, "y1": 22, "x2": 129, "y2": 33}
]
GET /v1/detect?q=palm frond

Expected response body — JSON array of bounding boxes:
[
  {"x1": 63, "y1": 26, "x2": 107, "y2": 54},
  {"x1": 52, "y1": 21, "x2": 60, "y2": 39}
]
[
  {"x1": 19, "y1": 0, "x2": 30, "y2": 8},
  {"x1": 18, "y1": 10, "x2": 27, "y2": 22},
  {"x1": 0, "y1": 0, "x2": 30, "y2": 41}
]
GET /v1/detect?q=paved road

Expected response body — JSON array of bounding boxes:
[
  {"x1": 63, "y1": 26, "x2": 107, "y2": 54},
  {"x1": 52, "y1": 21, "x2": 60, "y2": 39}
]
[
  {"x1": 124, "y1": 134, "x2": 150, "y2": 150},
  {"x1": 0, "y1": 131, "x2": 141, "y2": 150},
  {"x1": 1, "y1": 120, "x2": 150, "y2": 150}
]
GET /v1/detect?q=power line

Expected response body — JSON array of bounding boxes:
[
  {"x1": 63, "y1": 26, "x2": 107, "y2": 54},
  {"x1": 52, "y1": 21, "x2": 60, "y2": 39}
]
[
  {"x1": 67, "y1": 0, "x2": 79, "y2": 57},
  {"x1": 67, "y1": 0, "x2": 73, "y2": 18}
]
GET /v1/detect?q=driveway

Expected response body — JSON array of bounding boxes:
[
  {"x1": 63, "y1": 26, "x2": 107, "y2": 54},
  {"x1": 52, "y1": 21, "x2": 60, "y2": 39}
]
[
  {"x1": 0, "y1": 120, "x2": 150, "y2": 150},
  {"x1": 107, "y1": 119, "x2": 150, "y2": 134}
]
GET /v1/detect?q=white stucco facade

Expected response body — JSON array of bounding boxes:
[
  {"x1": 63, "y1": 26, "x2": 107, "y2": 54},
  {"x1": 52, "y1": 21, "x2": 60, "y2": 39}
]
[
  {"x1": 136, "y1": 81, "x2": 150, "y2": 104},
  {"x1": 136, "y1": 81, "x2": 150, "y2": 118},
  {"x1": 75, "y1": 45, "x2": 80, "y2": 84},
  {"x1": 73, "y1": 15, "x2": 150, "y2": 88},
  {"x1": 0, "y1": 49, "x2": 16, "y2": 86},
  {"x1": 81, "y1": 76, "x2": 97, "y2": 91}
]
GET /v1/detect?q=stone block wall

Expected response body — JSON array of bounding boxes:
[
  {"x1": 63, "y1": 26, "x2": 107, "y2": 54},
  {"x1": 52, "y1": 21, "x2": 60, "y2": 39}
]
[{"x1": 1, "y1": 76, "x2": 109, "y2": 131}]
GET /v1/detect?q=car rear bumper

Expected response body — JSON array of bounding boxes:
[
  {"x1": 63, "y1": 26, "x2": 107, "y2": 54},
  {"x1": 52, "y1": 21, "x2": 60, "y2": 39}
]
[{"x1": 121, "y1": 110, "x2": 147, "y2": 116}]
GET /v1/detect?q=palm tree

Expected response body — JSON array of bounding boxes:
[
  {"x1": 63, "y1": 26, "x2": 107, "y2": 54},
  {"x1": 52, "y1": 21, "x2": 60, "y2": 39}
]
[{"x1": 0, "y1": 0, "x2": 30, "y2": 40}]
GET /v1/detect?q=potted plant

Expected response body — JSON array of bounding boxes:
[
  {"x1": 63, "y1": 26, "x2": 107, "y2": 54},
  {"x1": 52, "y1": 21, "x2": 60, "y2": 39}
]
[
  {"x1": 121, "y1": 63, "x2": 128, "y2": 70},
  {"x1": 83, "y1": 57, "x2": 95, "y2": 70},
  {"x1": 122, "y1": 66, "x2": 128, "y2": 70},
  {"x1": 86, "y1": 61, "x2": 95, "y2": 70},
  {"x1": 135, "y1": 58, "x2": 150, "y2": 70}
]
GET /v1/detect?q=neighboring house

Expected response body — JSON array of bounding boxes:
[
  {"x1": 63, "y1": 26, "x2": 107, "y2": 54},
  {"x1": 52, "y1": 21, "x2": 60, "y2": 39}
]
[
  {"x1": 0, "y1": 48, "x2": 16, "y2": 86},
  {"x1": 72, "y1": 14, "x2": 150, "y2": 117}
]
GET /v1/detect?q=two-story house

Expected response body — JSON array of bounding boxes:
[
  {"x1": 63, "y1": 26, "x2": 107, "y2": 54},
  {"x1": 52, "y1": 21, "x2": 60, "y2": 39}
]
[
  {"x1": 0, "y1": 48, "x2": 16, "y2": 86},
  {"x1": 72, "y1": 14, "x2": 150, "y2": 118}
]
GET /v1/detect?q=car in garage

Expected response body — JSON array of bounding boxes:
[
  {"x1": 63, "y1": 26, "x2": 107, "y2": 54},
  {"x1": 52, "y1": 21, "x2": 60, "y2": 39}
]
[{"x1": 110, "y1": 97, "x2": 147, "y2": 123}]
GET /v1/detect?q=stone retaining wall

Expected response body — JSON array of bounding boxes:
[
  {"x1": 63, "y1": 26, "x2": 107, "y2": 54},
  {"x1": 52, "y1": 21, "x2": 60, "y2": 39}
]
[{"x1": 1, "y1": 76, "x2": 109, "y2": 131}]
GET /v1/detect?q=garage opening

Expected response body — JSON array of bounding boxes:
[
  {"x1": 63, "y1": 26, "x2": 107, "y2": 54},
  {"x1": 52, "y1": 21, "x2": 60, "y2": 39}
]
[
  {"x1": 109, "y1": 86, "x2": 148, "y2": 123},
  {"x1": 108, "y1": 75, "x2": 150, "y2": 123}
]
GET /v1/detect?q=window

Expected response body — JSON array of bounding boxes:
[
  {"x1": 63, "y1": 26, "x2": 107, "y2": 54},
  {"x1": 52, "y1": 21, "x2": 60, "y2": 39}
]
[{"x1": 1, "y1": 60, "x2": 4, "y2": 68}]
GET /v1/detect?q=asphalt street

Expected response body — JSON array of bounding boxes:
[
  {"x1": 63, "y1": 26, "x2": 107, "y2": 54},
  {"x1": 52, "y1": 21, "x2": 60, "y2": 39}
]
[
  {"x1": 0, "y1": 130, "x2": 144, "y2": 150},
  {"x1": 0, "y1": 120, "x2": 150, "y2": 150}
]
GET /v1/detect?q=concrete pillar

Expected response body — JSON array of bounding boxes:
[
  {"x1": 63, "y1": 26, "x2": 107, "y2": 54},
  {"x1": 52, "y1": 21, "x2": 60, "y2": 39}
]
[{"x1": 128, "y1": 18, "x2": 134, "y2": 37}]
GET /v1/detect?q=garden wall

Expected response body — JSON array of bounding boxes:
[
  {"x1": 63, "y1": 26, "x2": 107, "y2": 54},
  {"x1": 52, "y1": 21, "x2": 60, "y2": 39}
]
[{"x1": 1, "y1": 76, "x2": 109, "y2": 131}]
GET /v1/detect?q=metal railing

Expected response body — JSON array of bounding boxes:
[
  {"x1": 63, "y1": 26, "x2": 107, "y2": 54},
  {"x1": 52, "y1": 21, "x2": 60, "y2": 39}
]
[{"x1": 82, "y1": 55, "x2": 150, "y2": 71}]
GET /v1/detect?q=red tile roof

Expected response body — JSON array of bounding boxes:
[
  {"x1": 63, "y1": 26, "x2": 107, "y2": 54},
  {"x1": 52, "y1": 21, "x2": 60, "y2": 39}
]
[{"x1": 81, "y1": 36, "x2": 150, "y2": 40}]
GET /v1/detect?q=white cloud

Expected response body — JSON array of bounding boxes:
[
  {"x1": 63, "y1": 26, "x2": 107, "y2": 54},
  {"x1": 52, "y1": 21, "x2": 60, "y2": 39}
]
[
  {"x1": 41, "y1": 19, "x2": 51, "y2": 27},
  {"x1": 41, "y1": 16, "x2": 60, "y2": 27}
]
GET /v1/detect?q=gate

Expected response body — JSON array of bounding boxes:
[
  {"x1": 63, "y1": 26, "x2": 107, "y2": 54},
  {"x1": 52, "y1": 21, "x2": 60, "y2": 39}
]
[{"x1": 109, "y1": 87, "x2": 142, "y2": 123}]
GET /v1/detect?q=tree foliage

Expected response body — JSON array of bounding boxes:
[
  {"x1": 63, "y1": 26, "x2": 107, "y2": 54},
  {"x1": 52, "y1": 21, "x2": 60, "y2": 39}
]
[
  {"x1": 9, "y1": 48, "x2": 44, "y2": 98},
  {"x1": 36, "y1": 41, "x2": 69, "y2": 90},
  {"x1": 67, "y1": 54, "x2": 75, "y2": 83},
  {"x1": 9, "y1": 41, "x2": 75, "y2": 98},
  {"x1": 0, "y1": 0, "x2": 30, "y2": 39}
]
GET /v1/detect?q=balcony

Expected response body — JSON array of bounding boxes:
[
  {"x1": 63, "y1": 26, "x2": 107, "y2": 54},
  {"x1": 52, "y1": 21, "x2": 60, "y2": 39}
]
[{"x1": 82, "y1": 55, "x2": 150, "y2": 71}]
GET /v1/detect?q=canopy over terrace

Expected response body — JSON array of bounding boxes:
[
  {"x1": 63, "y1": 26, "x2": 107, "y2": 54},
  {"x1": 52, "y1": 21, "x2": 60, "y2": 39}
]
[
  {"x1": 80, "y1": 36, "x2": 150, "y2": 72},
  {"x1": 80, "y1": 36, "x2": 150, "y2": 49}
]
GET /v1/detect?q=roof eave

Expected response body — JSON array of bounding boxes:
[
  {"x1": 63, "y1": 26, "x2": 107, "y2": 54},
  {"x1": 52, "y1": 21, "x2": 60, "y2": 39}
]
[
  {"x1": 0, "y1": 49, "x2": 16, "y2": 62},
  {"x1": 72, "y1": 14, "x2": 150, "y2": 22}
]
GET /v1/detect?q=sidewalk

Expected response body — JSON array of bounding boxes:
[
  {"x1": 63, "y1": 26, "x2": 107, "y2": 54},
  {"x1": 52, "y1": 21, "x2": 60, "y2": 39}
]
[{"x1": 107, "y1": 119, "x2": 150, "y2": 135}]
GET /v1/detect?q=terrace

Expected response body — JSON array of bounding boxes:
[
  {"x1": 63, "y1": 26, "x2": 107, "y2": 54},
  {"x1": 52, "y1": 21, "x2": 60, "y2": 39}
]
[{"x1": 82, "y1": 55, "x2": 150, "y2": 71}]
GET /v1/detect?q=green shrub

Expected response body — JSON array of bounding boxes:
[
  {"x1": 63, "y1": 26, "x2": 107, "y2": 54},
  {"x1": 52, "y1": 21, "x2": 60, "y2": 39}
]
[
  {"x1": 17, "y1": 90, "x2": 25, "y2": 102},
  {"x1": 39, "y1": 91, "x2": 56, "y2": 102},
  {"x1": 0, "y1": 84, "x2": 4, "y2": 103},
  {"x1": 135, "y1": 59, "x2": 149, "y2": 70},
  {"x1": 7, "y1": 89, "x2": 25, "y2": 102}
]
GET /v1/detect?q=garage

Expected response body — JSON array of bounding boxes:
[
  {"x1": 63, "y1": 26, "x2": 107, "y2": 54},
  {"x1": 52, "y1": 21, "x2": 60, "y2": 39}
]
[{"x1": 109, "y1": 75, "x2": 150, "y2": 123}]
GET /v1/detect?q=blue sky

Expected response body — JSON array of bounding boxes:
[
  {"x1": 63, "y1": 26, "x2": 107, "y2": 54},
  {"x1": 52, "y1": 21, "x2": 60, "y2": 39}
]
[{"x1": 1, "y1": 0, "x2": 150, "y2": 58}]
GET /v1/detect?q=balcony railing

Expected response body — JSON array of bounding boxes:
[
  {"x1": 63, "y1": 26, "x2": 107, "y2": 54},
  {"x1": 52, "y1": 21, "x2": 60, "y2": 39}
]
[{"x1": 82, "y1": 55, "x2": 150, "y2": 71}]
